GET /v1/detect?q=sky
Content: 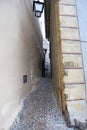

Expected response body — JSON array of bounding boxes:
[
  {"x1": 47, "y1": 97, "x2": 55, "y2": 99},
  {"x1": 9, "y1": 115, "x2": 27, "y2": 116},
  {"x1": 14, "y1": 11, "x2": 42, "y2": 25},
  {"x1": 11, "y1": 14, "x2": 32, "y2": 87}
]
[
  {"x1": 39, "y1": 0, "x2": 46, "y2": 38},
  {"x1": 39, "y1": 11, "x2": 45, "y2": 38}
]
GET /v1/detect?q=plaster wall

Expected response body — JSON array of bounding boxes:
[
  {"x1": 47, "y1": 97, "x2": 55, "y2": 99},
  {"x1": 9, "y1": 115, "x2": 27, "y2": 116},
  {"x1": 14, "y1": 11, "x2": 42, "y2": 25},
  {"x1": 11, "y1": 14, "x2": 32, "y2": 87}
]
[
  {"x1": 0, "y1": 0, "x2": 43, "y2": 129},
  {"x1": 76, "y1": 0, "x2": 87, "y2": 99},
  {"x1": 50, "y1": 0, "x2": 63, "y2": 110},
  {"x1": 50, "y1": 0, "x2": 58, "y2": 92},
  {"x1": 43, "y1": 39, "x2": 50, "y2": 77}
]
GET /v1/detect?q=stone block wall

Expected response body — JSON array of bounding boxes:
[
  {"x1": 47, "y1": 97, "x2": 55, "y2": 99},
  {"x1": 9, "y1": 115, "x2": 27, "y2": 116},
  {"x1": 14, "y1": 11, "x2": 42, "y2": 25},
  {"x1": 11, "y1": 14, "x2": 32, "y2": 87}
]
[{"x1": 59, "y1": 0, "x2": 87, "y2": 125}]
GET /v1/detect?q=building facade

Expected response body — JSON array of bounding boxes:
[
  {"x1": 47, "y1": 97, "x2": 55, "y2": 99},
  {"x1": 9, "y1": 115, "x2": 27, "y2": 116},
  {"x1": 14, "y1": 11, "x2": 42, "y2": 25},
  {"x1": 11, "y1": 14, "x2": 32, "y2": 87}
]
[
  {"x1": 0, "y1": 0, "x2": 43, "y2": 129},
  {"x1": 45, "y1": 0, "x2": 87, "y2": 126}
]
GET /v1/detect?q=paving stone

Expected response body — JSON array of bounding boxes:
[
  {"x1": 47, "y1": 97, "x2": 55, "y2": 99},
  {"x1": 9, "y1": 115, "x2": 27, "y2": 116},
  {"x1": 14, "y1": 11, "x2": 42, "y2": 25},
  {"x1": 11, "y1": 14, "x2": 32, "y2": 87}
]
[{"x1": 10, "y1": 78, "x2": 74, "y2": 130}]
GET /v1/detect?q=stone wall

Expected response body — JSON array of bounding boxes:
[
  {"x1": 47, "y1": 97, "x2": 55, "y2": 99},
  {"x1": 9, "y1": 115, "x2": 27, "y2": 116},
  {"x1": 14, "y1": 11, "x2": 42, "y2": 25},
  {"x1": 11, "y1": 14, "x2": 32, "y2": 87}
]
[
  {"x1": 49, "y1": 0, "x2": 87, "y2": 126},
  {"x1": 59, "y1": 0, "x2": 87, "y2": 125},
  {"x1": 0, "y1": 0, "x2": 43, "y2": 130}
]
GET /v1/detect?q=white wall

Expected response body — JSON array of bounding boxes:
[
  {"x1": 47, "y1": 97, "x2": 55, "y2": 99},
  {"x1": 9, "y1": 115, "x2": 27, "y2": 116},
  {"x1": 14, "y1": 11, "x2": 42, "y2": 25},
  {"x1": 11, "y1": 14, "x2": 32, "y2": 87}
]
[
  {"x1": 76, "y1": 0, "x2": 87, "y2": 98},
  {"x1": 0, "y1": 0, "x2": 43, "y2": 129},
  {"x1": 43, "y1": 39, "x2": 50, "y2": 77}
]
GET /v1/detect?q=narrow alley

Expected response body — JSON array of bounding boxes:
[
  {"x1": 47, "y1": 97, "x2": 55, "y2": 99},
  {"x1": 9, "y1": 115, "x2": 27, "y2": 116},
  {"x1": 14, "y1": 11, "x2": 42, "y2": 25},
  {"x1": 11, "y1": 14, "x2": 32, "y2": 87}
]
[
  {"x1": 0, "y1": 0, "x2": 87, "y2": 130},
  {"x1": 9, "y1": 34, "x2": 74, "y2": 129},
  {"x1": 10, "y1": 78, "x2": 74, "y2": 130}
]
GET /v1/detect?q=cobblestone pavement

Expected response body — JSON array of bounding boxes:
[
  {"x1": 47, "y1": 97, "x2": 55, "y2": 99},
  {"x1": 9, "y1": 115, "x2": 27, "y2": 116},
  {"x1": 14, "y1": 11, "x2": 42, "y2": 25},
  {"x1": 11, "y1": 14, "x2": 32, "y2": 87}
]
[{"x1": 10, "y1": 78, "x2": 74, "y2": 130}]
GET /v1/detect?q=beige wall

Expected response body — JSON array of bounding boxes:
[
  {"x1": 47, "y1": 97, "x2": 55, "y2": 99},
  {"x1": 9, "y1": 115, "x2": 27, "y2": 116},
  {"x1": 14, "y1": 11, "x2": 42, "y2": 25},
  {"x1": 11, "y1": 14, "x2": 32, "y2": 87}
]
[
  {"x1": 59, "y1": 0, "x2": 87, "y2": 125},
  {"x1": 50, "y1": 0, "x2": 87, "y2": 126},
  {"x1": 0, "y1": 0, "x2": 43, "y2": 129},
  {"x1": 50, "y1": 0, "x2": 63, "y2": 110}
]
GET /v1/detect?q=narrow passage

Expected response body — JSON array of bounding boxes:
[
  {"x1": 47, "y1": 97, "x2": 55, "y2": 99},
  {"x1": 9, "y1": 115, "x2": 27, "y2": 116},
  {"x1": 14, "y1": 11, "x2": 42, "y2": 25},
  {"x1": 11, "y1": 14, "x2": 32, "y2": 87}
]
[{"x1": 10, "y1": 78, "x2": 74, "y2": 130}]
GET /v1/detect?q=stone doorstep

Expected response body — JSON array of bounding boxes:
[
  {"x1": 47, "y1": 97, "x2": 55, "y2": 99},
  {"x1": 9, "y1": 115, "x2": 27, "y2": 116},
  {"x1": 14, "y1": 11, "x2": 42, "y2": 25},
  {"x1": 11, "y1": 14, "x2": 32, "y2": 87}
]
[{"x1": 66, "y1": 100, "x2": 87, "y2": 129}]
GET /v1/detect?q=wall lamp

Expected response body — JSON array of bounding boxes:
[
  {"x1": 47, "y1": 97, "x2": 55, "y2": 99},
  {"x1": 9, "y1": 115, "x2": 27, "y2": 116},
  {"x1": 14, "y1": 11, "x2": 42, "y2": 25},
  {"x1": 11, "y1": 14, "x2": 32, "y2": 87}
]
[{"x1": 33, "y1": 0, "x2": 44, "y2": 18}]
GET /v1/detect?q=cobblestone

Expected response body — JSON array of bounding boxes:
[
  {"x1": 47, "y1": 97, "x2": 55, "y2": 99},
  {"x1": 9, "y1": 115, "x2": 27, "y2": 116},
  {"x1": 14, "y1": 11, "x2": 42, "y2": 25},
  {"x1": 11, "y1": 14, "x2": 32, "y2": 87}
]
[{"x1": 10, "y1": 78, "x2": 74, "y2": 130}]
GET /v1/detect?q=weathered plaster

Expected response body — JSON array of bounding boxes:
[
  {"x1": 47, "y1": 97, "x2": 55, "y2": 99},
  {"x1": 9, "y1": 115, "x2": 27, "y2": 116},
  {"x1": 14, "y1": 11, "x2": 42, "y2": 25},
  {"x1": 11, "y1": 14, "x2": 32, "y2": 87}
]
[{"x1": 0, "y1": 0, "x2": 43, "y2": 129}]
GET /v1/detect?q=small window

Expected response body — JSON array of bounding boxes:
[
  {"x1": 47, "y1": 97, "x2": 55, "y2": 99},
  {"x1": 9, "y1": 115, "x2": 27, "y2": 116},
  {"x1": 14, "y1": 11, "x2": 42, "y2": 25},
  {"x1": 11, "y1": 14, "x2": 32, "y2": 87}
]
[{"x1": 23, "y1": 75, "x2": 27, "y2": 84}]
